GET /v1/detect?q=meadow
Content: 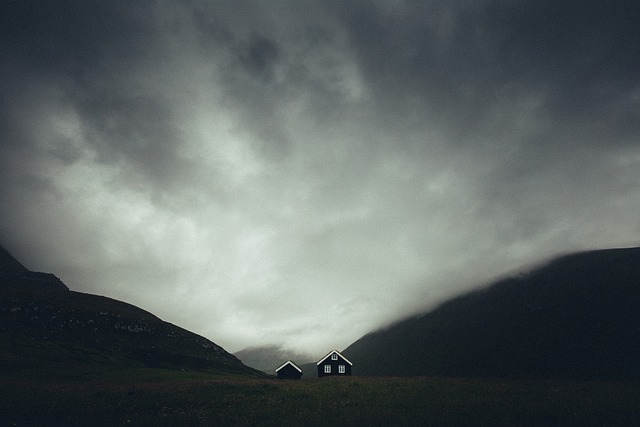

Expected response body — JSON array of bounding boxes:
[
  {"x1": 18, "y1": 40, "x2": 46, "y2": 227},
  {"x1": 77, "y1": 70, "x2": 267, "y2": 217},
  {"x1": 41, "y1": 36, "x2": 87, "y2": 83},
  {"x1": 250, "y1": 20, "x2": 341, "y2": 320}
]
[{"x1": 2, "y1": 368, "x2": 639, "y2": 426}]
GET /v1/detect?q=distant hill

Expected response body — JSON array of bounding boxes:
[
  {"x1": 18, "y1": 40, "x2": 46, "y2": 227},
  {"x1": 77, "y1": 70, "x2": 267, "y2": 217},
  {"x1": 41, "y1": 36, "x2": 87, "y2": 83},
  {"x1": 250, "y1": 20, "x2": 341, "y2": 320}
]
[
  {"x1": 343, "y1": 247, "x2": 640, "y2": 380},
  {"x1": 0, "y1": 244, "x2": 267, "y2": 377},
  {"x1": 234, "y1": 345, "x2": 315, "y2": 375},
  {"x1": 299, "y1": 361, "x2": 320, "y2": 379}
]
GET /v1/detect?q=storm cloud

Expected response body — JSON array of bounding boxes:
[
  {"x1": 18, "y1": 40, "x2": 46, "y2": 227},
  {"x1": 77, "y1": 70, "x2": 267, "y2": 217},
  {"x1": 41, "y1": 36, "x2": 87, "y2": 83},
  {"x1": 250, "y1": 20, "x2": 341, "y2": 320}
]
[{"x1": 2, "y1": 0, "x2": 639, "y2": 356}]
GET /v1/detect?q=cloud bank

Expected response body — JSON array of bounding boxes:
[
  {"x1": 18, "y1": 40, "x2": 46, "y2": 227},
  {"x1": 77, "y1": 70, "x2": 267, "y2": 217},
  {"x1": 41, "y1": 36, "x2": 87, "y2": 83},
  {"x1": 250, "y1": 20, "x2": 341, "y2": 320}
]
[{"x1": 2, "y1": 0, "x2": 639, "y2": 355}]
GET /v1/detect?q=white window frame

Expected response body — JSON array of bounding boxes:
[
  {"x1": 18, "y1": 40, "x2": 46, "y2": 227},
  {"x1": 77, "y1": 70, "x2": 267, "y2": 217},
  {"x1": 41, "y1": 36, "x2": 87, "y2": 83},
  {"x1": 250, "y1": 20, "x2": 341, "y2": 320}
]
[
  {"x1": 338, "y1": 364, "x2": 345, "y2": 374},
  {"x1": 324, "y1": 365, "x2": 331, "y2": 374},
  {"x1": 331, "y1": 353, "x2": 338, "y2": 361}
]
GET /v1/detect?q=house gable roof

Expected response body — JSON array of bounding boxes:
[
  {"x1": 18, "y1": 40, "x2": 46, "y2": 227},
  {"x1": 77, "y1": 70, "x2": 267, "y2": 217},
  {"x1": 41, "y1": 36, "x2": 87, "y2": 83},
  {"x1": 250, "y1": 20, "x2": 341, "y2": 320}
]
[
  {"x1": 276, "y1": 360, "x2": 302, "y2": 373},
  {"x1": 316, "y1": 349, "x2": 353, "y2": 366}
]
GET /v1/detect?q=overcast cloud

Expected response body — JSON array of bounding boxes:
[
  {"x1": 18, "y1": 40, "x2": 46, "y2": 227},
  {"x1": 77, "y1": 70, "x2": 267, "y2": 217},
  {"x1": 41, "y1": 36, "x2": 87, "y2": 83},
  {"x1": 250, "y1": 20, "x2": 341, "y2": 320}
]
[{"x1": 1, "y1": 0, "x2": 639, "y2": 357}]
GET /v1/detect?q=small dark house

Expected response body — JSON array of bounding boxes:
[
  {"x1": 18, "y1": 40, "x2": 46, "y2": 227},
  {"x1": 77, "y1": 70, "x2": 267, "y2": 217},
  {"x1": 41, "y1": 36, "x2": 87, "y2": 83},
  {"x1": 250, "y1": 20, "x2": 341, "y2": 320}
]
[
  {"x1": 317, "y1": 349, "x2": 352, "y2": 377},
  {"x1": 276, "y1": 360, "x2": 303, "y2": 380}
]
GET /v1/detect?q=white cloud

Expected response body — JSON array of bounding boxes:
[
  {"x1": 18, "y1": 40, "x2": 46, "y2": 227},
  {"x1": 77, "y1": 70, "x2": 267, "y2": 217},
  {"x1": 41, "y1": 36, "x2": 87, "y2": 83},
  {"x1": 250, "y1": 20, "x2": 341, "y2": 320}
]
[{"x1": 2, "y1": 1, "x2": 640, "y2": 356}]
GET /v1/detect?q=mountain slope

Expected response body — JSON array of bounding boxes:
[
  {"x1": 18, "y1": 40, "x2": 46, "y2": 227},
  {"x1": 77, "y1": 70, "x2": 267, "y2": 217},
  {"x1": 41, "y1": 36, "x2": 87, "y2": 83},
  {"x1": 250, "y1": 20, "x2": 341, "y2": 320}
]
[
  {"x1": 234, "y1": 345, "x2": 315, "y2": 375},
  {"x1": 0, "y1": 244, "x2": 266, "y2": 377},
  {"x1": 343, "y1": 247, "x2": 640, "y2": 380},
  {"x1": 0, "y1": 244, "x2": 28, "y2": 272}
]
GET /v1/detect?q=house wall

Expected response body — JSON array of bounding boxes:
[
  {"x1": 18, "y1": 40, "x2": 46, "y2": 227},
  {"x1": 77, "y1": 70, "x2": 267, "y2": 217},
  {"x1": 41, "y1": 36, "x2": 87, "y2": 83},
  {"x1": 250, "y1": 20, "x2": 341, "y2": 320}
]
[
  {"x1": 317, "y1": 355, "x2": 352, "y2": 377},
  {"x1": 277, "y1": 364, "x2": 302, "y2": 380}
]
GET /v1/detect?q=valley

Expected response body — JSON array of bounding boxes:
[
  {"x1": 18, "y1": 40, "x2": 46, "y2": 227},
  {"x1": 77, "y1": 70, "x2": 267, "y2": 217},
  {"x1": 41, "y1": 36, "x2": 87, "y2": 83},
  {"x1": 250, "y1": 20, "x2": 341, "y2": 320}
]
[{"x1": 3, "y1": 244, "x2": 640, "y2": 425}]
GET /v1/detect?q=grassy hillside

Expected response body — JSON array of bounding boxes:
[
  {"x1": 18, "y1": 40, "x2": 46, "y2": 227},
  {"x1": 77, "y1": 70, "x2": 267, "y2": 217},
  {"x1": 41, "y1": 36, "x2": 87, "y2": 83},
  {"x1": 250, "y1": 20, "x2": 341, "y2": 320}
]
[
  {"x1": 2, "y1": 371, "x2": 640, "y2": 426},
  {"x1": 0, "y1": 245, "x2": 267, "y2": 378},
  {"x1": 344, "y1": 247, "x2": 640, "y2": 379}
]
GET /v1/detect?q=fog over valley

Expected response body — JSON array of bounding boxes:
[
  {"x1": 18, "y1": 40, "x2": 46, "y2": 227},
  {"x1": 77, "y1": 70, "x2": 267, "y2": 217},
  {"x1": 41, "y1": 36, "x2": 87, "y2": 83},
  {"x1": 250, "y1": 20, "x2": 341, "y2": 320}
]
[{"x1": 1, "y1": 0, "x2": 639, "y2": 356}]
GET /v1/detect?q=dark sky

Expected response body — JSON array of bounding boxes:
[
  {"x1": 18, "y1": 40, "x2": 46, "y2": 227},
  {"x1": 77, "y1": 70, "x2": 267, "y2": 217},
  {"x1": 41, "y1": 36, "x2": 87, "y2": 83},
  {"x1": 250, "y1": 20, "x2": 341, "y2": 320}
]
[{"x1": 1, "y1": 0, "x2": 639, "y2": 356}]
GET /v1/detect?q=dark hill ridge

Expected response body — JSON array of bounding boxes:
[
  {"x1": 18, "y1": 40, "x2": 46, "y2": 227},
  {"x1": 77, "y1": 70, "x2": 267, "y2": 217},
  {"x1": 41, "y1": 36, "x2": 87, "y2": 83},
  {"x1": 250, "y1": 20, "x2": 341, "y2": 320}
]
[
  {"x1": 0, "y1": 244, "x2": 28, "y2": 272},
  {"x1": 343, "y1": 247, "x2": 640, "y2": 380},
  {"x1": 0, "y1": 244, "x2": 68, "y2": 292},
  {"x1": 0, "y1": 244, "x2": 265, "y2": 377}
]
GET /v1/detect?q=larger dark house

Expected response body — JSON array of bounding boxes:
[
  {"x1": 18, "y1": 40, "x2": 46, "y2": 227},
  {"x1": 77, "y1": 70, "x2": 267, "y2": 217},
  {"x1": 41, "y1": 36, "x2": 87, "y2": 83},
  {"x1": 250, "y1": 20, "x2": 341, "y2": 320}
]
[
  {"x1": 317, "y1": 349, "x2": 352, "y2": 377},
  {"x1": 276, "y1": 360, "x2": 303, "y2": 380}
]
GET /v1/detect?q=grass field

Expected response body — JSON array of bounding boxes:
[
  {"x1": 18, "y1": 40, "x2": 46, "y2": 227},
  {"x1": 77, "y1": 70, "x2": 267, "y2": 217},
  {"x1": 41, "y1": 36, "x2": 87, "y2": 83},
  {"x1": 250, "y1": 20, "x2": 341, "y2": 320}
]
[{"x1": 2, "y1": 368, "x2": 640, "y2": 426}]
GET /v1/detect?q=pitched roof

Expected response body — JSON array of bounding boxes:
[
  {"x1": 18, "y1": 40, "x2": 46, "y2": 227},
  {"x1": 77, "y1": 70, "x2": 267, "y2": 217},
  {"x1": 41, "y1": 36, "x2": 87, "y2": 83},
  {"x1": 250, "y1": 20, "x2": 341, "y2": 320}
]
[
  {"x1": 276, "y1": 360, "x2": 302, "y2": 373},
  {"x1": 316, "y1": 349, "x2": 353, "y2": 366}
]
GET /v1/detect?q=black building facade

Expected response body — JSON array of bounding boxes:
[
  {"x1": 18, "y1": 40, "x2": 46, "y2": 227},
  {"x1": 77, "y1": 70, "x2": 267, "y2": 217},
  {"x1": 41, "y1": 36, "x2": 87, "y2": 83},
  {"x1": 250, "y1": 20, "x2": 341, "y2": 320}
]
[
  {"x1": 276, "y1": 360, "x2": 303, "y2": 380},
  {"x1": 317, "y1": 350, "x2": 352, "y2": 377}
]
